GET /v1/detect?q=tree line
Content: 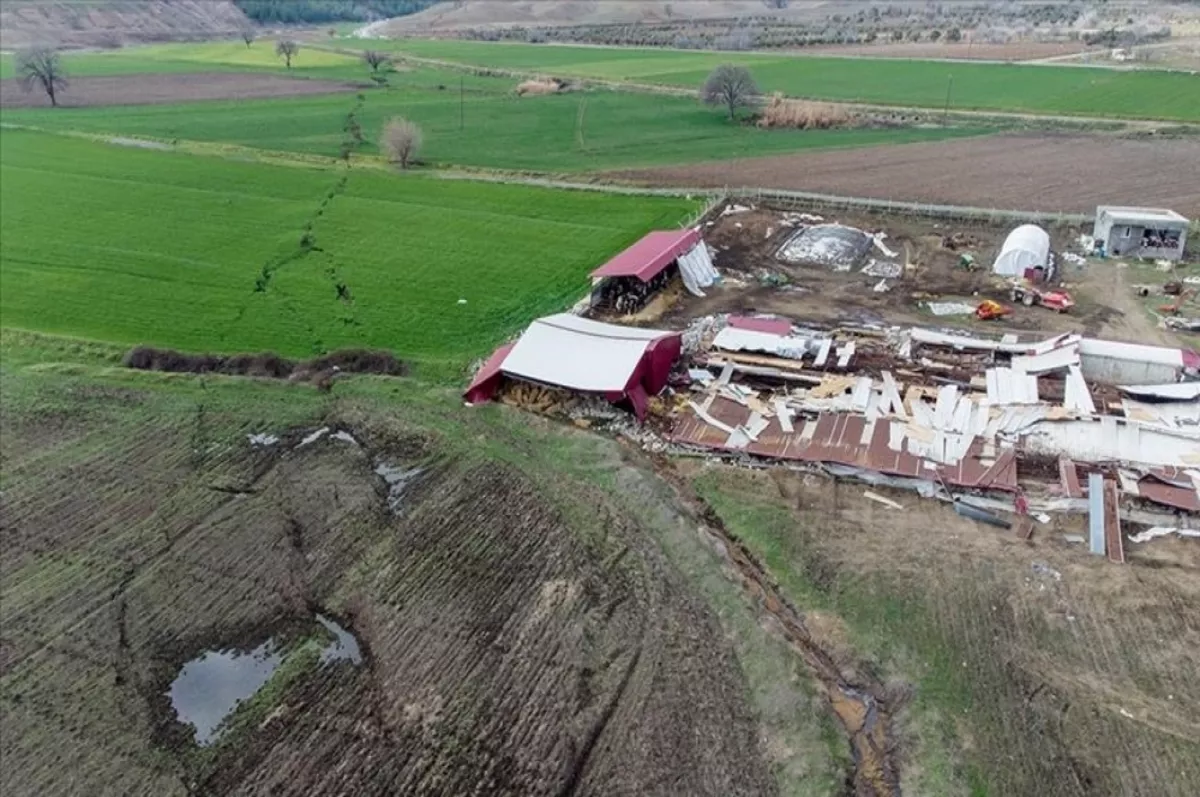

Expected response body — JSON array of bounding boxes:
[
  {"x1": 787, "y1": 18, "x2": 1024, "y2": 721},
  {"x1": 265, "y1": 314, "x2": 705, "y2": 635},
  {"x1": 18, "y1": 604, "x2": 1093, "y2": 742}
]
[{"x1": 233, "y1": 0, "x2": 436, "y2": 24}]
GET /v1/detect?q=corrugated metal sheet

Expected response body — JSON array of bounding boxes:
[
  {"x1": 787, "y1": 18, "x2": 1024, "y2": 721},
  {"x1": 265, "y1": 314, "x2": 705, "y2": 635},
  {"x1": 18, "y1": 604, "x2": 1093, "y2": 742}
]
[
  {"x1": 986, "y1": 368, "x2": 1039, "y2": 405},
  {"x1": 590, "y1": 228, "x2": 701, "y2": 282},
  {"x1": 727, "y1": 315, "x2": 792, "y2": 336},
  {"x1": 668, "y1": 398, "x2": 1018, "y2": 491},
  {"x1": 1021, "y1": 418, "x2": 1200, "y2": 468},
  {"x1": 1088, "y1": 473, "x2": 1105, "y2": 555},
  {"x1": 1063, "y1": 365, "x2": 1096, "y2": 414},
  {"x1": 1118, "y1": 382, "x2": 1200, "y2": 401}
]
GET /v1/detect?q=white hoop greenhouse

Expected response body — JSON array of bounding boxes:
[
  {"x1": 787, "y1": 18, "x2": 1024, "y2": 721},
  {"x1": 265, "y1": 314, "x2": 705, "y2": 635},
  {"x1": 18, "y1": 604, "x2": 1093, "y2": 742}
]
[{"x1": 992, "y1": 224, "x2": 1050, "y2": 277}]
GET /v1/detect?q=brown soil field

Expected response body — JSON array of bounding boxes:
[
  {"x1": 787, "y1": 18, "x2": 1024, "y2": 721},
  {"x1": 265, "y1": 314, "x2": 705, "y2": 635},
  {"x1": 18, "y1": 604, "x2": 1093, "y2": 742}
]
[
  {"x1": 647, "y1": 200, "x2": 1174, "y2": 346},
  {"x1": 803, "y1": 40, "x2": 1093, "y2": 61},
  {"x1": 690, "y1": 463, "x2": 1200, "y2": 797},
  {"x1": 0, "y1": 73, "x2": 359, "y2": 109},
  {"x1": 608, "y1": 134, "x2": 1200, "y2": 218},
  {"x1": 0, "y1": 376, "x2": 775, "y2": 796}
]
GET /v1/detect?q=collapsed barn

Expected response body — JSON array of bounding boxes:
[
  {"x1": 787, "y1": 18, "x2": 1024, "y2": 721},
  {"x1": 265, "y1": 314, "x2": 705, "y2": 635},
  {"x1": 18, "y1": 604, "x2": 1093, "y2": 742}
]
[{"x1": 465, "y1": 201, "x2": 1200, "y2": 558}]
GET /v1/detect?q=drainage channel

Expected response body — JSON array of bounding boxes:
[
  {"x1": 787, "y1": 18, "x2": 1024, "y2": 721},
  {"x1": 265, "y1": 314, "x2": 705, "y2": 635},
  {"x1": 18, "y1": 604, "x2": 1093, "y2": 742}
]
[{"x1": 660, "y1": 466, "x2": 902, "y2": 797}]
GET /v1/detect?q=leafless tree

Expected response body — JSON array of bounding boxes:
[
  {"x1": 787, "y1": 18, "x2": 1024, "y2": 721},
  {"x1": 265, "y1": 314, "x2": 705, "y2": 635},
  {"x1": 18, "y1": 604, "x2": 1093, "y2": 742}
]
[
  {"x1": 380, "y1": 117, "x2": 422, "y2": 169},
  {"x1": 700, "y1": 64, "x2": 759, "y2": 121},
  {"x1": 15, "y1": 47, "x2": 67, "y2": 107},
  {"x1": 276, "y1": 39, "x2": 299, "y2": 69},
  {"x1": 241, "y1": 28, "x2": 256, "y2": 48},
  {"x1": 363, "y1": 50, "x2": 390, "y2": 72}
]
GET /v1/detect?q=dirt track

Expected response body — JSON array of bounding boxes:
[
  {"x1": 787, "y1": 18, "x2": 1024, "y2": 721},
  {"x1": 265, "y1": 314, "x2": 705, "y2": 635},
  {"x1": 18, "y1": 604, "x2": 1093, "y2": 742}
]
[
  {"x1": 0, "y1": 73, "x2": 358, "y2": 108},
  {"x1": 607, "y1": 134, "x2": 1200, "y2": 217}
]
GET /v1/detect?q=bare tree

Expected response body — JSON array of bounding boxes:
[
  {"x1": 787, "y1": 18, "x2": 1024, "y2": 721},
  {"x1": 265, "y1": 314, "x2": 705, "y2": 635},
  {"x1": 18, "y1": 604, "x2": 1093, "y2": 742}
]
[
  {"x1": 15, "y1": 47, "x2": 67, "y2": 107},
  {"x1": 241, "y1": 28, "x2": 256, "y2": 48},
  {"x1": 700, "y1": 64, "x2": 759, "y2": 121},
  {"x1": 276, "y1": 39, "x2": 299, "y2": 69},
  {"x1": 363, "y1": 50, "x2": 390, "y2": 73},
  {"x1": 380, "y1": 117, "x2": 422, "y2": 170}
]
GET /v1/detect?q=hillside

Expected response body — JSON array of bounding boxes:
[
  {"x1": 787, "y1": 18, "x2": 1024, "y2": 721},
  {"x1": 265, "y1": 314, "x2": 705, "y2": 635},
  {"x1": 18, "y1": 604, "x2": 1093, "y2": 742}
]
[
  {"x1": 0, "y1": 0, "x2": 249, "y2": 48},
  {"x1": 374, "y1": 0, "x2": 827, "y2": 33}
]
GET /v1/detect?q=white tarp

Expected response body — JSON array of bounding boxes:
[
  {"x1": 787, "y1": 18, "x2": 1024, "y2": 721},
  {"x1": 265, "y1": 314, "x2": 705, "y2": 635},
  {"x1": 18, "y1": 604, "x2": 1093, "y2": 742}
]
[
  {"x1": 677, "y1": 241, "x2": 719, "y2": 297},
  {"x1": 993, "y1": 224, "x2": 1050, "y2": 277},
  {"x1": 501, "y1": 314, "x2": 669, "y2": 392}
]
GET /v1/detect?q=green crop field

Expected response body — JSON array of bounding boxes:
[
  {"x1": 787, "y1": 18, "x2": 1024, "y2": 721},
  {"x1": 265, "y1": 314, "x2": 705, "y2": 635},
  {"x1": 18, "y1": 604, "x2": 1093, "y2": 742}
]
[
  {"x1": 355, "y1": 39, "x2": 1200, "y2": 122},
  {"x1": 0, "y1": 130, "x2": 696, "y2": 378},
  {"x1": 4, "y1": 64, "x2": 983, "y2": 172},
  {"x1": 0, "y1": 40, "x2": 363, "y2": 80}
]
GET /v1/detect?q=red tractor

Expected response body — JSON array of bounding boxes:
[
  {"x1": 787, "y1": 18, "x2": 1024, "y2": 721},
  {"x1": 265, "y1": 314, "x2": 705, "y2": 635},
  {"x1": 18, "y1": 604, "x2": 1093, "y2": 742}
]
[{"x1": 1010, "y1": 281, "x2": 1074, "y2": 313}]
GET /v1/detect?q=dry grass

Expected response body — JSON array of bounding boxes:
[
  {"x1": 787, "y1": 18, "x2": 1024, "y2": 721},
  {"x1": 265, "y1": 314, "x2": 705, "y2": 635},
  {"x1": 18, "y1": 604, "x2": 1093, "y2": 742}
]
[
  {"x1": 756, "y1": 93, "x2": 853, "y2": 130},
  {"x1": 515, "y1": 78, "x2": 563, "y2": 96}
]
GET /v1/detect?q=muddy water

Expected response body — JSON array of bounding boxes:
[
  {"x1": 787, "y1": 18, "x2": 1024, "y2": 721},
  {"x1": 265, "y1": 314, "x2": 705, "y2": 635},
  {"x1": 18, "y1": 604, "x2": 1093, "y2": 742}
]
[
  {"x1": 168, "y1": 615, "x2": 363, "y2": 745},
  {"x1": 374, "y1": 462, "x2": 423, "y2": 513},
  {"x1": 316, "y1": 614, "x2": 363, "y2": 665},
  {"x1": 168, "y1": 640, "x2": 284, "y2": 745}
]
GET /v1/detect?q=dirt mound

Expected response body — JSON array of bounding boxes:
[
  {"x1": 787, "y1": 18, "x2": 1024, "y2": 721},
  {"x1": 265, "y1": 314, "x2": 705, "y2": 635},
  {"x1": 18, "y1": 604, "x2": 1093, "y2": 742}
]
[
  {"x1": 0, "y1": 73, "x2": 358, "y2": 109},
  {"x1": 377, "y1": 0, "x2": 819, "y2": 32},
  {"x1": 0, "y1": 0, "x2": 249, "y2": 48},
  {"x1": 0, "y1": 392, "x2": 773, "y2": 796},
  {"x1": 123, "y1": 346, "x2": 408, "y2": 382}
]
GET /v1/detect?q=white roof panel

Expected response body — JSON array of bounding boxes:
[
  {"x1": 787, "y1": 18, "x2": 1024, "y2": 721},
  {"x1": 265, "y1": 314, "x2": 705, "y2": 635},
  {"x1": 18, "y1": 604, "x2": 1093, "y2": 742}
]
[{"x1": 501, "y1": 314, "x2": 670, "y2": 393}]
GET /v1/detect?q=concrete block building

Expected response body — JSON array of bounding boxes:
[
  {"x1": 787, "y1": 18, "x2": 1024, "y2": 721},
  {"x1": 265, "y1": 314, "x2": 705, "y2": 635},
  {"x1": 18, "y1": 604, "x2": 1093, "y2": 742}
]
[{"x1": 1093, "y1": 206, "x2": 1190, "y2": 261}]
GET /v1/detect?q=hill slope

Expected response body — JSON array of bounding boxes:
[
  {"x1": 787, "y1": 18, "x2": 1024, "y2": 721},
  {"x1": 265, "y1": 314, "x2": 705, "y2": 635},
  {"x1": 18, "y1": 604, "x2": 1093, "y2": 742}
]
[
  {"x1": 0, "y1": 0, "x2": 249, "y2": 48},
  {"x1": 374, "y1": 0, "x2": 824, "y2": 33}
]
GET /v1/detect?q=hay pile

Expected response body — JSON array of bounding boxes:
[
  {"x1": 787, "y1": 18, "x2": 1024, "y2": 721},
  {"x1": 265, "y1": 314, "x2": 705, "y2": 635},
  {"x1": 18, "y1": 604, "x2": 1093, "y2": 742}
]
[
  {"x1": 757, "y1": 94, "x2": 852, "y2": 130},
  {"x1": 515, "y1": 78, "x2": 565, "y2": 96}
]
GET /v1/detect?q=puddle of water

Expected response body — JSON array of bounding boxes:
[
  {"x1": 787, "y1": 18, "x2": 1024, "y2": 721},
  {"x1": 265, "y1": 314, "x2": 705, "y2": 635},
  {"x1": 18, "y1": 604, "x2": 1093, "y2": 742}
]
[
  {"x1": 167, "y1": 615, "x2": 364, "y2": 745},
  {"x1": 330, "y1": 430, "x2": 359, "y2": 446},
  {"x1": 373, "y1": 462, "x2": 423, "y2": 513},
  {"x1": 316, "y1": 614, "x2": 363, "y2": 665},
  {"x1": 167, "y1": 640, "x2": 284, "y2": 746}
]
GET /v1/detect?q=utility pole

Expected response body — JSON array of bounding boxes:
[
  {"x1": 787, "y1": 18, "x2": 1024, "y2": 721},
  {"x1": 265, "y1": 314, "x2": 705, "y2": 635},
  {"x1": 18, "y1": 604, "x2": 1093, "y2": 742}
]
[
  {"x1": 460, "y1": 76, "x2": 464, "y2": 131},
  {"x1": 943, "y1": 74, "x2": 953, "y2": 125}
]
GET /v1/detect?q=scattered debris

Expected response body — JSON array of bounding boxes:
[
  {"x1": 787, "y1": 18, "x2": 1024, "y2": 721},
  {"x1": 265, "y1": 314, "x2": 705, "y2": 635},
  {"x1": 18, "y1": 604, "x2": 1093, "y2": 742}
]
[
  {"x1": 247, "y1": 433, "x2": 279, "y2": 447},
  {"x1": 298, "y1": 427, "x2": 329, "y2": 447},
  {"x1": 331, "y1": 430, "x2": 359, "y2": 445},
  {"x1": 1128, "y1": 527, "x2": 1200, "y2": 543},
  {"x1": 861, "y1": 259, "x2": 903, "y2": 279},
  {"x1": 863, "y1": 491, "x2": 904, "y2": 510},
  {"x1": 1030, "y1": 561, "x2": 1062, "y2": 581},
  {"x1": 925, "y1": 301, "x2": 977, "y2": 316}
]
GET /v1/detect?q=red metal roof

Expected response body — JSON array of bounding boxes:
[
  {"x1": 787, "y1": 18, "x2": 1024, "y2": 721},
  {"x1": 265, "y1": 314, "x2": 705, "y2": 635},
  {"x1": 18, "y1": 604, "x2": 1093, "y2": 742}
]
[
  {"x1": 727, "y1": 315, "x2": 793, "y2": 336},
  {"x1": 590, "y1": 228, "x2": 701, "y2": 283},
  {"x1": 463, "y1": 342, "x2": 516, "y2": 405},
  {"x1": 668, "y1": 398, "x2": 1018, "y2": 491}
]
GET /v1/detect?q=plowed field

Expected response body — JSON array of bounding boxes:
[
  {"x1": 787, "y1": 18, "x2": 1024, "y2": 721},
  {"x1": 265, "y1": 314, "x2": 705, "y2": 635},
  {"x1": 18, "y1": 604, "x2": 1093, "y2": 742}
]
[
  {"x1": 0, "y1": 367, "x2": 774, "y2": 796},
  {"x1": 0, "y1": 73, "x2": 357, "y2": 108},
  {"x1": 607, "y1": 134, "x2": 1200, "y2": 216}
]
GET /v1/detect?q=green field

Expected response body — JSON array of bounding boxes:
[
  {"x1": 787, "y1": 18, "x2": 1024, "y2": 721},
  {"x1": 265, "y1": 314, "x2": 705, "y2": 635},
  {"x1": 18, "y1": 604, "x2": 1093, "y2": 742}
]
[
  {"x1": 353, "y1": 39, "x2": 1200, "y2": 122},
  {"x1": 0, "y1": 40, "x2": 364, "y2": 80},
  {"x1": 4, "y1": 64, "x2": 982, "y2": 172},
  {"x1": 0, "y1": 130, "x2": 696, "y2": 377}
]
